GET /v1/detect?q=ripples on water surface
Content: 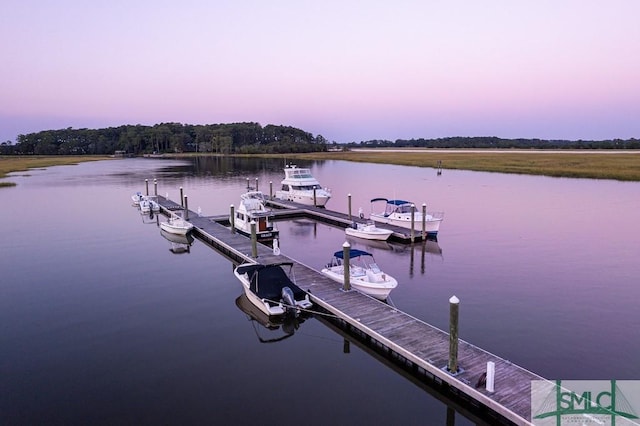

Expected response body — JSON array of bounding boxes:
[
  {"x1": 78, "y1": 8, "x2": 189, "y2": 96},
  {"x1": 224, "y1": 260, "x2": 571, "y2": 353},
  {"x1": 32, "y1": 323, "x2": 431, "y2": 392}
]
[{"x1": 1, "y1": 157, "x2": 639, "y2": 425}]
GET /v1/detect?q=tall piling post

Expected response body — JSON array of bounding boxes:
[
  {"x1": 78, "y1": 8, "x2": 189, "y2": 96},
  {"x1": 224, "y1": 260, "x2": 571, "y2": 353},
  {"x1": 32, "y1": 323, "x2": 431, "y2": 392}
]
[
  {"x1": 246, "y1": 177, "x2": 250, "y2": 191},
  {"x1": 422, "y1": 203, "x2": 427, "y2": 240},
  {"x1": 255, "y1": 178, "x2": 259, "y2": 192},
  {"x1": 180, "y1": 187, "x2": 184, "y2": 207},
  {"x1": 184, "y1": 195, "x2": 189, "y2": 220},
  {"x1": 250, "y1": 220, "x2": 258, "y2": 258},
  {"x1": 448, "y1": 295, "x2": 460, "y2": 374},
  {"x1": 313, "y1": 188, "x2": 317, "y2": 207},
  {"x1": 145, "y1": 179, "x2": 149, "y2": 196},
  {"x1": 342, "y1": 241, "x2": 351, "y2": 291},
  {"x1": 348, "y1": 193, "x2": 352, "y2": 221},
  {"x1": 486, "y1": 361, "x2": 495, "y2": 392},
  {"x1": 269, "y1": 181, "x2": 273, "y2": 200},
  {"x1": 153, "y1": 179, "x2": 157, "y2": 196},
  {"x1": 230, "y1": 205, "x2": 235, "y2": 233},
  {"x1": 410, "y1": 204, "x2": 416, "y2": 243}
]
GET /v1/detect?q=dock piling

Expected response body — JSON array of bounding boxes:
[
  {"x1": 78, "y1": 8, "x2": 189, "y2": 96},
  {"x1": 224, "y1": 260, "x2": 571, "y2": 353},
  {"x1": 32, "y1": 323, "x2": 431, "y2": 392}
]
[
  {"x1": 255, "y1": 178, "x2": 259, "y2": 192},
  {"x1": 313, "y1": 188, "x2": 317, "y2": 207},
  {"x1": 448, "y1": 295, "x2": 460, "y2": 374},
  {"x1": 486, "y1": 361, "x2": 495, "y2": 392},
  {"x1": 184, "y1": 195, "x2": 189, "y2": 220},
  {"x1": 410, "y1": 204, "x2": 416, "y2": 243},
  {"x1": 230, "y1": 205, "x2": 235, "y2": 233},
  {"x1": 422, "y1": 203, "x2": 427, "y2": 239},
  {"x1": 250, "y1": 220, "x2": 257, "y2": 258},
  {"x1": 145, "y1": 179, "x2": 149, "y2": 196},
  {"x1": 180, "y1": 187, "x2": 184, "y2": 207},
  {"x1": 269, "y1": 181, "x2": 273, "y2": 200},
  {"x1": 348, "y1": 194, "x2": 352, "y2": 221},
  {"x1": 153, "y1": 179, "x2": 157, "y2": 196},
  {"x1": 342, "y1": 241, "x2": 351, "y2": 291}
]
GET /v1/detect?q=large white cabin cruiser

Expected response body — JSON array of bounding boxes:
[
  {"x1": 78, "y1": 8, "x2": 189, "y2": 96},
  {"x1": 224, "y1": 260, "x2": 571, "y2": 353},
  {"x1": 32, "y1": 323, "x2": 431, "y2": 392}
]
[{"x1": 274, "y1": 164, "x2": 331, "y2": 207}]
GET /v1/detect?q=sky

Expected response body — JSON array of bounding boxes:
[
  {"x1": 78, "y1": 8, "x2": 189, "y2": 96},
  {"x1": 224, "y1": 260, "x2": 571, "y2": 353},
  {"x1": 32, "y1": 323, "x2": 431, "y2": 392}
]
[{"x1": 1, "y1": 1, "x2": 639, "y2": 143}]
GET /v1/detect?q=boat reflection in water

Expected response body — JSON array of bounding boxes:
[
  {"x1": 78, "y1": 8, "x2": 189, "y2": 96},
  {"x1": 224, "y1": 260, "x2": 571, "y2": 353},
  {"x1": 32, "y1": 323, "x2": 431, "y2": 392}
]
[
  {"x1": 346, "y1": 235, "x2": 443, "y2": 278},
  {"x1": 346, "y1": 235, "x2": 442, "y2": 258},
  {"x1": 159, "y1": 228, "x2": 194, "y2": 254},
  {"x1": 235, "y1": 294, "x2": 311, "y2": 343}
]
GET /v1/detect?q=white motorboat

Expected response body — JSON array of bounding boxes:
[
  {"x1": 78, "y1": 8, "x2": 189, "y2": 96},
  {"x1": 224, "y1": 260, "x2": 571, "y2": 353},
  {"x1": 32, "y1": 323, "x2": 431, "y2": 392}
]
[
  {"x1": 139, "y1": 195, "x2": 160, "y2": 214},
  {"x1": 233, "y1": 191, "x2": 279, "y2": 242},
  {"x1": 369, "y1": 198, "x2": 444, "y2": 236},
  {"x1": 321, "y1": 249, "x2": 398, "y2": 300},
  {"x1": 131, "y1": 191, "x2": 145, "y2": 205},
  {"x1": 345, "y1": 221, "x2": 393, "y2": 241},
  {"x1": 234, "y1": 262, "x2": 313, "y2": 317},
  {"x1": 274, "y1": 164, "x2": 331, "y2": 207},
  {"x1": 160, "y1": 212, "x2": 193, "y2": 235}
]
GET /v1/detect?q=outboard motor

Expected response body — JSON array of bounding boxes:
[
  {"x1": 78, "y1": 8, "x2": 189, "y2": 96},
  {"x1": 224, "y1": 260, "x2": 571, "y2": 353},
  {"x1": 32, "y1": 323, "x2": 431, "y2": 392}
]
[{"x1": 281, "y1": 286, "x2": 297, "y2": 316}]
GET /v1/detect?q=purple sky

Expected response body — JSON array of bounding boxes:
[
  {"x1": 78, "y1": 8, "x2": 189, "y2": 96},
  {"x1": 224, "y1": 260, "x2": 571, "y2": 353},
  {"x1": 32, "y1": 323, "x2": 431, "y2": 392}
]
[{"x1": 1, "y1": 1, "x2": 639, "y2": 143}]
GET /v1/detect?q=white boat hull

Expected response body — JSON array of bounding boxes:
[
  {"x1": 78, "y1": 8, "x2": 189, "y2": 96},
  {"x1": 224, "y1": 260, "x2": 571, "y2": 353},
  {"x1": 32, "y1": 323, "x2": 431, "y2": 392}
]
[
  {"x1": 160, "y1": 217, "x2": 193, "y2": 235},
  {"x1": 370, "y1": 213, "x2": 442, "y2": 235},
  {"x1": 275, "y1": 190, "x2": 331, "y2": 207},
  {"x1": 320, "y1": 267, "x2": 397, "y2": 300},
  {"x1": 345, "y1": 223, "x2": 393, "y2": 241}
]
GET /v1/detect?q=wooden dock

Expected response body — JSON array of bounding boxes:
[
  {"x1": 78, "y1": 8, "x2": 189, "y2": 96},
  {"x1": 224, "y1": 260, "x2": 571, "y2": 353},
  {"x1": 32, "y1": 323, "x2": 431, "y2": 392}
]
[
  {"x1": 206, "y1": 197, "x2": 433, "y2": 244},
  {"x1": 155, "y1": 195, "x2": 544, "y2": 425}
]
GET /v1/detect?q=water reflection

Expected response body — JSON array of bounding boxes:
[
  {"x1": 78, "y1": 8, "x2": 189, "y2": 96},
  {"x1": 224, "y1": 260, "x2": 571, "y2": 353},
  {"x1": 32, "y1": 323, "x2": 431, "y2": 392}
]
[
  {"x1": 287, "y1": 218, "x2": 318, "y2": 237},
  {"x1": 159, "y1": 228, "x2": 194, "y2": 254},
  {"x1": 235, "y1": 294, "x2": 310, "y2": 343}
]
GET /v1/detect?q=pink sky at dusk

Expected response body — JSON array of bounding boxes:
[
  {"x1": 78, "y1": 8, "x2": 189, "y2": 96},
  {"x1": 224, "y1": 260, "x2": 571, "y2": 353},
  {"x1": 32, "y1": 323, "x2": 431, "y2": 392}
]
[{"x1": 1, "y1": 1, "x2": 639, "y2": 143}]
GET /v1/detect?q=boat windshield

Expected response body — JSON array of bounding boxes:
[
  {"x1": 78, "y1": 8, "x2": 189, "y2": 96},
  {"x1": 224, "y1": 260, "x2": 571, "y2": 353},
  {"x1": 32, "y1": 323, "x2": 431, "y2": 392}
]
[
  {"x1": 289, "y1": 169, "x2": 313, "y2": 179},
  {"x1": 387, "y1": 203, "x2": 413, "y2": 214},
  {"x1": 292, "y1": 185, "x2": 321, "y2": 190}
]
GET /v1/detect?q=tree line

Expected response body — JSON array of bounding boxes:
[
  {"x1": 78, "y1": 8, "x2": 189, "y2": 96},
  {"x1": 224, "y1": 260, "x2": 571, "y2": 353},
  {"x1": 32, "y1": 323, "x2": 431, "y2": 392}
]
[
  {"x1": 3, "y1": 124, "x2": 638, "y2": 156},
  {"x1": 1, "y1": 122, "x2": 329, "y2": 155},
  {"x1": 351, "y1": 136, "x2": 640, "y2": 150}
]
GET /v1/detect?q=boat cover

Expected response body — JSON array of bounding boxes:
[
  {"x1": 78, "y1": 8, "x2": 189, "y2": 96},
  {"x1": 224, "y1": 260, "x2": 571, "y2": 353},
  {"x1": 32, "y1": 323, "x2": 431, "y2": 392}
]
[
  {"x1": 237, "y1": 263, "x2": 307, "y2": 301},
  {"x1": 370, "y1": 198, "x2": 411, "y2": 206},
  {"x1": 333, "y1": 248, "x2": 372, "y2": 259}
]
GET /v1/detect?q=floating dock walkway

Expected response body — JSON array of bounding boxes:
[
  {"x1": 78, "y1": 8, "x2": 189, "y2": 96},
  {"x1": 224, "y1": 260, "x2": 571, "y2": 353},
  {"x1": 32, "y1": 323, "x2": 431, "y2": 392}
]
[
  {"x1": 154, "y1": 194, "x2": 545, "y2": 425},
  {"x1": 207, "y1": 197, "x2": 433, "y2": 244}
]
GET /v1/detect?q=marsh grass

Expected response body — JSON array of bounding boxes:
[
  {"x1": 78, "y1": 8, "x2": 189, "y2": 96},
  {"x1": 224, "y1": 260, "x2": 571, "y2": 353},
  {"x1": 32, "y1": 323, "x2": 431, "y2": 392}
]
[
  {"x1": 254, "y1": 151, "x2": 640, "y2": 181},
  {"x1": 0, "y1": 156, "x2": 110, "y2": 186}
]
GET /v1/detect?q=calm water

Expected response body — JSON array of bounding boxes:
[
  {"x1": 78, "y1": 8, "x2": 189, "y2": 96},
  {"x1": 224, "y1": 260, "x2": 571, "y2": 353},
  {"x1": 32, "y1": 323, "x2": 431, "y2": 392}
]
[{"x1": 1, "y1": 157, "x2": 639, "y2": 425}]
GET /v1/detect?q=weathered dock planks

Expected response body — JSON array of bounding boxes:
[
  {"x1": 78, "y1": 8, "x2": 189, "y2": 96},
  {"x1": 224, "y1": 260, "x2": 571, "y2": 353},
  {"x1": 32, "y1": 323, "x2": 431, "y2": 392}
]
[{"x1": 154, "y1": 195, "x2": 545, "y2": 425}]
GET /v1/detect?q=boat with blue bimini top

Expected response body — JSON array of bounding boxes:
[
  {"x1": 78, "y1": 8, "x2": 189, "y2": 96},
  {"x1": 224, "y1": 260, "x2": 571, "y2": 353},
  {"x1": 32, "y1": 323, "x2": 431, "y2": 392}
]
[
  {"x1": 233, "y1": 262, "x2": 313, "y2": 317},
  {"x1": 274, "y1": 164, "x2": 331, "y2": 207},
  {"x1": 321, "y1": 248, "x2": 398, "y2": 301},
  {"x1": 369, "y1": 198, "x2": 444, "y2": 236}
]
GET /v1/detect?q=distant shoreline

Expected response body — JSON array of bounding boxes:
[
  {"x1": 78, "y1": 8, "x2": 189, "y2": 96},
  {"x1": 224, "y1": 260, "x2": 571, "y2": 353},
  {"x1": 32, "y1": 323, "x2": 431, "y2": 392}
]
[
  {"x1": 351, "y1": 148, "x2": 640, "y2": 154},
  {"x1": 242, "y1": 150, "x2": 640, "y2": 182},
  {"x1": 2, "y1": 150, "x2": 640, "y2": 183}
]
